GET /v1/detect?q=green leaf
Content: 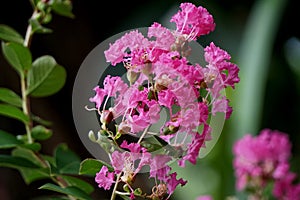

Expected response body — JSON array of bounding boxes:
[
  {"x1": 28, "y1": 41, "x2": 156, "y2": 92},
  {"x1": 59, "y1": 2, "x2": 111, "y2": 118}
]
[
  {"x1": 1, "y1": 42, "x2": 32, "y2": 75},
  {"x1": 55, "y1": 144, "x2": 81, "y2": 174},
  {"x1": 39, "y1": 183, "x2": 92, "y2": 200},
  {"x1": 0, "y1": 103, "x2": 29, "y2": 124},
  {"x1": 41, "y1": 154, "x2": 56, "y2": 167},
  {"x1": 12, "y1": 147, "x2": 45, "y2": 167},
  {"x1": 0, "y1": 88, "x2": 22, "y2": 107},
  {"x1": 21, "y1": 142, "x2": 42, "y2": 151},
  {"x1": 0, "y1": 129, "x2": 21, "y2": 149},
  {"x1": 27, "y1": 55, "x2": 66, "y2": 97},
  {"x1": 29, "y1": 18, "x2": 53, "y2": 34},
  {"x1": 0, "y1": 24, "x2": 24, "y2": 44},
  {"x1": 51, "y1": 0, "x2": 74, "y2": 18},
  {"x1": 32, "y1": 125, "x2": 53, "y2": 140},
  {"x1": 32, "y1": 114, "x2": 52, "y2": 126},
  {"x1": 27, "y1": 55, "x2": 56, "y2": 91},
  {"x1": 10, "y1": 147, "x2": 50, "y2": 184},
  {"x1": 79, "y1": 158, "x2": 113, "y2": 176},
  {"x1": 18, "y1": 167, "x2": 50, "y2": 184},
  {"x1": 0, "y1": 155, "x2": 40, "y2": 169},
  {"x1": 60, "y1": 175, "x2": 94, "y2": 194}
]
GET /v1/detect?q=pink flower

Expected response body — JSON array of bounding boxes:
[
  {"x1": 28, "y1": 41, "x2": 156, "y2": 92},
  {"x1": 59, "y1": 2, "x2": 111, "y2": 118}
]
[
  {"x1": 158, "y1": 89, "x2": 176, "y2": 109},
  {"x1": 212, "y1": 97, "x2": 232, "y2": 119},
  {"x1": 111, "y1": 142, "x2": 151, "y2": 181},
  {"x1": 123, "y1": 88, "x2": 161, "y2": 133},
  {"x1": 170, "y1": 2, "x2": 215, "y2": 40},
  {"x1": 204, "y1": 42, "x2": 240, "y2": 89},
  {"x1": 103, "y1": 75, "x2": 128, "y2": 98},
  {"x1": 233, "y1": 129, "x2": 292, "y2": 190},
  {"x1": 89, "y1": 86, "x2": 107, "y2": 109},
  {"x1": 204, "y1": 42, "x2": 231, "y2": 66},
  {"x1": 95, "y1": 166, "x2": 115, "y2": 190},
  {"x1": 104, "y1": 30, "x2": 150, "y2": 66},
  {"x1": 273, "y1": 172, "x2": 300, "y2": 200},
  {"x1": 149, "y1": 155, "x2": 172, "y2": 181},
  {"x1": 148, "y1": 22, "x2": 175, "y2": 50},
  {"x1": 179, "y1": 132, "x2": 204, "y2": 167},
  {"x1": 166, "y1": 172, "x2": 187, "y2": 196}
]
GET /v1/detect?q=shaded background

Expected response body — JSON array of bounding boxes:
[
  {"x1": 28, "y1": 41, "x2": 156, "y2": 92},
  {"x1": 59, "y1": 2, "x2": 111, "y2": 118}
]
[{"x1": 0, "y1": 0, "x2": 299, "y2": 199}]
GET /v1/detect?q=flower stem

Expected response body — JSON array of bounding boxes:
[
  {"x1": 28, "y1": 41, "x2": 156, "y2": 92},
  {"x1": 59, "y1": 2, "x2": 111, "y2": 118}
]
[
  {"x1": 21, "y1": 74, "x2": 33, "y2": 144},
  {"x1": 137, "y1": 125, "x2": 151, "y2": 144},
  {"x1": 111, "y1": 173, "x2": 122, "y2": 200},
  {"x1": 21, "y1": 11, "x2": 35, "y2": 144}
]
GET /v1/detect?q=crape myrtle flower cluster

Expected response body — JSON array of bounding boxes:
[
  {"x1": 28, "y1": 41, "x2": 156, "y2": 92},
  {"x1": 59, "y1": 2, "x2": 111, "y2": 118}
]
[
  {"x1": 88, "y1": 2, "x2": 240, "y2": 199},
  {"x1": 233, "y1": 129, "x2": 300, "y2": 200}
]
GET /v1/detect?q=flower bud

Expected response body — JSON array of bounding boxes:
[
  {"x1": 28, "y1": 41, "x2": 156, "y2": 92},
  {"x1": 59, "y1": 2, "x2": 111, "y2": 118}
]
[
  {"x1": 127, "y1": 69, "x2": 139, "y2": 84},
  {"x1": 141, "y1": 62, "x2": 152, "y2": 76},
  {"x1": 100, "y1": 110, "x2": 114, "y2": 125}
]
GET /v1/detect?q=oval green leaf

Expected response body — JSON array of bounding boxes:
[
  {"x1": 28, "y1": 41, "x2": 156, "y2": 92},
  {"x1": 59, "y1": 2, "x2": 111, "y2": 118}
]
[
  {"x1": 18, "y1": 167, "x2": 50, "y2": 184},
  {"x1": 0, "y1": 129, "x2": 21, "y2": 149},
  {"x1": 0, "y1": 103, "x2": 29, "y2": 124},
  {"x1": 27, "y1": 56, "x2": 66, "y2": 97},
  {"x1": 54, "y1": 143, "x2": 81, "y2": 175},
  {"x1": 0, "y1": 155, "x2": 40, "y2": 169},
  {"x1": 1, "y1": 42, "x2": 32, "y2": 75},
  {"x1": 0, "y1": 24, "x2": 24, "y2": 44},
  {"x1": 12, "y1": 147, "x2": 46, "y2": 167},
  {"x1": 79, "y1": 158, "x2": 113, "y2": 176},
  {"x1": 29, "y1": 18, "x2": 53, "y2": 34},
  {"x1": 31, "y1": 125, "x2": 53, "y2": 141},
  {"x1": 39, "y1": 183, "x2": 92, "y2": 200},
  {"x1": 51, "y1": 1, "x2": 74, "y2": 18},
  {"x1": 60, "y1": 175, "x2": 94, "y2": 194},
  {"x1": 0, "y1": 87, "x2": 22, "y2": 107}
]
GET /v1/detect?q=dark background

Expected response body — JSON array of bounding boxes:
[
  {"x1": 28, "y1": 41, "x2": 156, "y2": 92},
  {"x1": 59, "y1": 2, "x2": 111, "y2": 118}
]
[{"x1": 0, "y1": 0, "x2": 299, "y2": 199}]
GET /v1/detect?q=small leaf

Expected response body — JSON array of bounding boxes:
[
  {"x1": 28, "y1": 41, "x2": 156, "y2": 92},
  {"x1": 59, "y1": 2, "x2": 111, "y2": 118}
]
[
  {"x1": 12, "y1": 147, "x2": 45, "y2": 167},
  {"x1": 32, "y1": 125, "x2": 53, "y2": 140},
  {"x1": 0, "y1": 24, "x2": 24, "y2": 44},
  {"x1": 27, "y1": 55, "x2": 56, "y2": 92},
  {"x1": 60, "y1": 175, "x2": 94, "y2": 194},
  {"x1": 1, "y1": 42, "x2": 32, "y2": 75},
  {"x1": 0, "y1": 129, "x2": 21, "y2": 149},
  {"x1": 20, "y1": 142, "x2": 42, "y2": 151},
  {"x1": 18, "y1": 167, "x2": 50, "y2": 184},
  {"x1": 51, "y1": 0, "x2": 74, "y2": 18},
  {"x1": 39, "y1": 183, "x2": 92, "y2": 200},
  {"x1": 27, "y1": 55, "x2": 66, "y2": 97},
  {"x1": 32, "y1": 114, "x2": 52, "y2": 126},
  {"x1": 29, "y1": 18, "x2": 53, "y2": 34},
  {"x1": 11, "y1": 148, "x2": 51, "y2": 184},
  {"x1": 0, "y1": 155, "x2": 40, "y2": 169},
  {"x1": 54, "y1": 143, "x2": 81, "y2": 175},
  {"x1": 0, "y1": 103, "x2": 29, "y2": 124},
  {"x1": 30, "y1": 64, "x2": 66, "y2": 97},
  {"x1": 0, "y1": 88, "x2": 22, "y2": 107},
  {"x1": 79, "y1": 158, "x2": 113, "y2": 176}
]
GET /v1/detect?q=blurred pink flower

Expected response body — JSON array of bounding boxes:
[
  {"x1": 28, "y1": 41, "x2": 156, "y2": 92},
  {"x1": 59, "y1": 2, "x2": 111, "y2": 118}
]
[{"x1": 233, "y1": 129, "x2": 292, "y2": 190}]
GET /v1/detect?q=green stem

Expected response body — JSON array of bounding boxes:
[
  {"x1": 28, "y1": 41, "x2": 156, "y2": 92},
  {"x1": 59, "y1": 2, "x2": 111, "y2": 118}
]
[
  {"x1": 21, "y1": 9, "x2": 37, "y2": 144},
  {"x1": 21, "y1": 25, "x2": 33, "y2": 144},
  {"x1": 21, "y1": 73, "x2": 33, "y2": 144},
  {"x1": 111, "y1": 173, "x2": 122, "y2": 200}
]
